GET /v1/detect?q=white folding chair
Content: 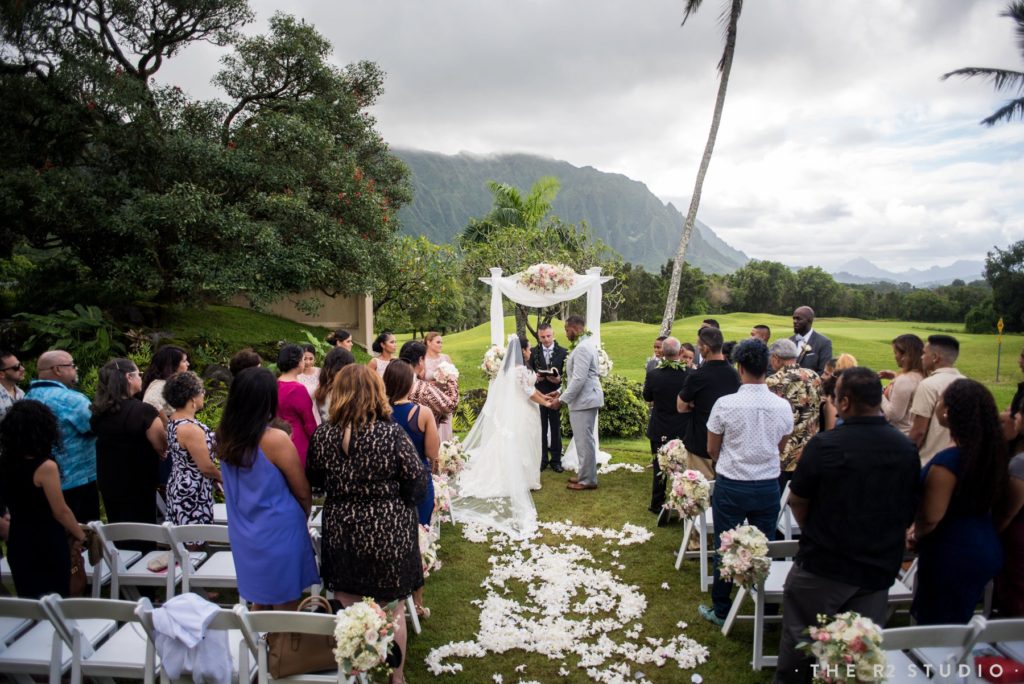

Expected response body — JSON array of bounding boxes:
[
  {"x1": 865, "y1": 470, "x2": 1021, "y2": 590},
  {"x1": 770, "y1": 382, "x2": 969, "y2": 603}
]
[
  {"x1": 406, "y1": 596, "x2": 421, "y2": 635},
  {"x1": 879, "y1": 616, "x2": 983, "y2": 683},
  {"x1": 674, "y1": 480, "x2": 715, "y2": 592},
  {"x1": 0, "y1": 596, "x2": 115, "y2": 684},
  {"x1": 92, "y1": 521, "x2": 204, "y2": 600},
  {"x1": 776, "y1": 482, "x2": 801, "y2": 541},
  {"x1": 213, "y1": 503, "x2": 229, "y2": 525},
  {"x1": 42, "y1": 595, "x2": 157, "y2": 684},
  {"x1": 171, "y1": 524, "x2": 237, "y2": 594},
  {"x1": 308, "y1": 507, "x2": 323, "y2": 532}
]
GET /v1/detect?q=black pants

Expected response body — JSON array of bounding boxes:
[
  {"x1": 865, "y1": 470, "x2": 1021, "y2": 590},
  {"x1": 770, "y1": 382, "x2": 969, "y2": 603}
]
[
  {"x1": 650, "y1": 439, "x2": 666, "y2": 511},
  {"x1": 539, "y1": 405, "x2": 562, "y2": 468},
  {"x1": 63, "y1": 481, "x2": 100, "y2": 524}
]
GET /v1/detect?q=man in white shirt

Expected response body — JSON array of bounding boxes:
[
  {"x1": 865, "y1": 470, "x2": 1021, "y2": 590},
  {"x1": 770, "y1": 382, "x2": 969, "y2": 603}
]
[
  {"x1": 909, "y1": 334, "x2": 964, "y2": 466},
  {"x1": 698, "y1": 338, "x2": 794, "y2": 626},
  {"x1": 0, "y1": 350, "x2": 26, "y2": 422}
]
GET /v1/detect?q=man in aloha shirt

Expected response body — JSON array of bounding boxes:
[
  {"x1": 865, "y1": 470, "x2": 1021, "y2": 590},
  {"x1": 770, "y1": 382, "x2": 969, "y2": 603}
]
[{"x1": 767, "y1": 339, "x2": 821, "y2": 486}]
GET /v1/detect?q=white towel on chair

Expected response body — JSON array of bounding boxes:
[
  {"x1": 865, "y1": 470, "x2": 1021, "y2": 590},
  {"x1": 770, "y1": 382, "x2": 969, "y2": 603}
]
[{"x1": 152, "y1": 593, "x2": 231, "y2": 684}]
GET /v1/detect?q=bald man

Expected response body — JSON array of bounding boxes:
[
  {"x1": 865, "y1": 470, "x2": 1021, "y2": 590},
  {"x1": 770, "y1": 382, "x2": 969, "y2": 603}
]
[
  {"x1": 25, "y1": 350, "x2": 100, "y2": 522},
  {"x1": 789, "y1": 307, "x2": 832, "y2": 376}
]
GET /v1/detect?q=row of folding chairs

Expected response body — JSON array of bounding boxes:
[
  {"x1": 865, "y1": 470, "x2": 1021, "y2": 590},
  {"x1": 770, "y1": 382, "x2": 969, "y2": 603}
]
[{"x1": 0, "y1": 594, "x2": 377, "y2": 683}]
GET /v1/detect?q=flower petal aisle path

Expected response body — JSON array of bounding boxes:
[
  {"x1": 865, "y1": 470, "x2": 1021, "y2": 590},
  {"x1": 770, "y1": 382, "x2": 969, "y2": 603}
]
[{"x1": 406, "y1": 443, "x2": 777, "y2": 683}]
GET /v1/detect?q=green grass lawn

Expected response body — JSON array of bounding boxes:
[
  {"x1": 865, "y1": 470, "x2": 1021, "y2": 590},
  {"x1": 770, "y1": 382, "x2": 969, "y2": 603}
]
[{"x1": 411, "y1": 313, "x2": 1023, "y2": 408}]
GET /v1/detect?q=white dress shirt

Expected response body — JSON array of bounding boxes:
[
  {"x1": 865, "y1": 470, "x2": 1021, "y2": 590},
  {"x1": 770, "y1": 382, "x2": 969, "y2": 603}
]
[{"x1": 706, "y1": 384, "x2": 794, "y2": 480}]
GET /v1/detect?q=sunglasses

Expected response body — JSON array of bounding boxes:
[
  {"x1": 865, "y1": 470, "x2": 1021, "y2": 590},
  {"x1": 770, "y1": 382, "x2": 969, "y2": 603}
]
[{"x1": 0, "y1": 363, "x2": 23, "y2": 372}]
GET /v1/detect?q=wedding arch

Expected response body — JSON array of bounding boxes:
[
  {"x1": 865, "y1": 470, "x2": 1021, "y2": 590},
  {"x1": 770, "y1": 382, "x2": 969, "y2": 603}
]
[{"x1": 479, "y1": 266, "x2": 613, "y2": 346}]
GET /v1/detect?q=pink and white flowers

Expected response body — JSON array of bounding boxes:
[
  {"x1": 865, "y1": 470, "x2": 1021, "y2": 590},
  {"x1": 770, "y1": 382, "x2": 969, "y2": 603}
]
[
  {"x1": 332, "y1": 598, "x2": 396, "y2": 677},
  {"x1": 597, "y1": 345, "x2": 613, "y2": 377},
  {"x1": 419, "y1": 524, "x2": 442, "y2": 577},
  {"x1": 432, "y1": 474, "x2": 452, "y2": 524},
  {"x1": 518, "y1": 263, "x2": 577, "y2": 293},
  {"x1": 433, "y1": 361, "x2": 459, "y2": 385},
  {"x1": 656, "y1": 439, "x2": 688, "y2": 477},
  {"x1": 438, "y1": 436, "x2": 468, "y2": 478},
  {"x1": 716, "y1": 524, "x2": 770, "y2": 590},
  {"x1": 481, "y1": 345, "x2": 506, "y2": 381},
  {"x1": 801, "y1": 612, "x2": 886, "y2": 683},
  {"x1": 664, "y1": 470, "x2": 711, "y2": 518}
]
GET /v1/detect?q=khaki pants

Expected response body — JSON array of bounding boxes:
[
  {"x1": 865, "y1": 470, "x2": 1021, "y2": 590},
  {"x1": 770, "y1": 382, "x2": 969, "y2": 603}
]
[{"x1": 685, "y1": 448, "x2": 715, "y2": 480}]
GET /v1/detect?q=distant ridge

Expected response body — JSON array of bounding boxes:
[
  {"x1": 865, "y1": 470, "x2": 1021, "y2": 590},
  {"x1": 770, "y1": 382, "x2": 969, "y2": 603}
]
[
  {"x1": 832, "y1": 258, "x2": 984, "y2": 286},
  {"x1": 393, "y1": 149, "x2": 749, "y2": 274}
]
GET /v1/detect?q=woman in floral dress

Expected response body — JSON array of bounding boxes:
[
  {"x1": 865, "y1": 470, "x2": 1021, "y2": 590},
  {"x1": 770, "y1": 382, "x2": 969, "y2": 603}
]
[
  {"x1": 400, "y1": 341, "x2": 458, "y2": 436},
  {"x1": 423, "y1": 332, "x2": 457, "y2": 441},
  {"x1": 164, "y1": 371, "x2": 220, "y2": 525}
]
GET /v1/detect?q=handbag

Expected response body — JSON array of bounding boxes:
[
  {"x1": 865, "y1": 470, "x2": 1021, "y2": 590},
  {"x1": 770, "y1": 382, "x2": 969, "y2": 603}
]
[
  {"x1": 266, "y1": 595, "x2": 337, "y2": 678},
  {"x1": 68, "y1": 535, "x2": 86, "y2": 597}
]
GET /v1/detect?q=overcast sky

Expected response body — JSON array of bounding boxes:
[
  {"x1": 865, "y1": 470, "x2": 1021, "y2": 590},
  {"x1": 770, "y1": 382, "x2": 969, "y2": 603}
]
[{"x1": 159, "y1": 0, "x2": 1024, "y2": 272}]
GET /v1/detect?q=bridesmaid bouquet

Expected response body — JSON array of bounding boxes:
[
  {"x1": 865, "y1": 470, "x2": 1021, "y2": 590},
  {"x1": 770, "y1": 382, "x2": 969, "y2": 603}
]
[
  {"x1": 438, "y1": 437, "x2": 468, "y2": 478},
  {"x1": 800, "y1": 612, "x2": 886, "y2": 682},
  {"x1": 597, "y1": 345, "x2": 613, "y2": 377},
  {"x1": 332, "y1": 598, "x2": 397, "y2": 678},
  {"x1": 433, "y1": 361, "x2": 459, "y2": 385},
  {"x1": 432, "y1": 475, "x2": 452, "y2": 523},
  {"x1": 717, "y1": 524, "x2": 771, "y2": 590},
  {"x1": 664, "y1": 470, "x2": 711, "y2": 518},
  {"x1": 518, "y1": 262, "x2": 577, "y2": 293},
  {"x1": 656, "y1": 439, "x2": 688, "y2": 476},
  {"x1": 480, "y1": 345, "x2": 505, "y2": 380},
  {"x1": 419, "y1": 524, "x2": 442, "y2": 577}
]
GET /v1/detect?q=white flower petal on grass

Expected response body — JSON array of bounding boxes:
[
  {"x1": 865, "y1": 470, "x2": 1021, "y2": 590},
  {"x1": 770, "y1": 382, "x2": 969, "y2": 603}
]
[{"x1": 660, "y1": 582, "x2": 670, "y2": 590}]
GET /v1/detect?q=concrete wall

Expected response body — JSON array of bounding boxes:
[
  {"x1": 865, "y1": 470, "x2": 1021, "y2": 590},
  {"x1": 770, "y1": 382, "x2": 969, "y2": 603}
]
[{"x1": 231, "y1": 291, "x2": 374, "y2": 349}]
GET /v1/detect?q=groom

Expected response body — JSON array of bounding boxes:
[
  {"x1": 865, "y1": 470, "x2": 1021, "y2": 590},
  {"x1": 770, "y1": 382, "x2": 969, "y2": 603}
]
[{"x1": 550, "y1": 315, "x2": 604, "y2": 491}]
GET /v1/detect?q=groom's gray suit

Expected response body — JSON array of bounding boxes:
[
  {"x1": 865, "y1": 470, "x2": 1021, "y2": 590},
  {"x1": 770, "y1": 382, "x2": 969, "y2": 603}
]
[{"x1": 560, "y1": 336, "x2": 605, "y2": 487}]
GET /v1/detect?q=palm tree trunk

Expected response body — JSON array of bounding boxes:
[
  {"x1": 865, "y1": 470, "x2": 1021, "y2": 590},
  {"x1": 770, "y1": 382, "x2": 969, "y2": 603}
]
[{"x1": 660, "y1": 0, "x2": 742, "y2": 336}]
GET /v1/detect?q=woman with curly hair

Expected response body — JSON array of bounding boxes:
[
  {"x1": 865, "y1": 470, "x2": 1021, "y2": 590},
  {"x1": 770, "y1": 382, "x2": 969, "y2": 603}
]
[
  {"x1": 164, "y1": 371, "x2": 221, "y2": 526},
  {"x1": 911, "y1": 378, "x2": 1007, "y2": 624}
]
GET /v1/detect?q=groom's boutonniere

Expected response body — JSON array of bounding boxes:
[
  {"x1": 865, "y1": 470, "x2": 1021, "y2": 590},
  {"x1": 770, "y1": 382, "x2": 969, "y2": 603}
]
[{"x1": 798, "y1": 341, "x2": 811, "y2": 357}]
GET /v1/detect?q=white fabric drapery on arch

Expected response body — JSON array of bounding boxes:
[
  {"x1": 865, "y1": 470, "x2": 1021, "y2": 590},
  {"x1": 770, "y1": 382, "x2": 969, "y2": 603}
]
[{"x1": 477, "y1": 266, "x2": 613, "y2": 472}]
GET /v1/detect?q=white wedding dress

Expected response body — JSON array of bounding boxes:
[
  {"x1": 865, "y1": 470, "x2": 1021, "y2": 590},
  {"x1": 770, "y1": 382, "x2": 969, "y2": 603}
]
[{"x1": 452, "y1": 335, "x2": 541, "y2": 539}]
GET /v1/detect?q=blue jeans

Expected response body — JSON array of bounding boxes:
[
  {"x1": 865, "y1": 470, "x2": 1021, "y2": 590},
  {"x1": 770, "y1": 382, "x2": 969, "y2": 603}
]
[{"x1": 711, "y1": 475, "x2": 780, "y2": 618}]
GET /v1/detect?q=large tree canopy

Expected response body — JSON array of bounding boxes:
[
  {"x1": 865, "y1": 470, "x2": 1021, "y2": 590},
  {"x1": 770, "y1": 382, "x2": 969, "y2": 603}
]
[{"x1": 0, "y1": 2, "x2": 410, "y2": 310}]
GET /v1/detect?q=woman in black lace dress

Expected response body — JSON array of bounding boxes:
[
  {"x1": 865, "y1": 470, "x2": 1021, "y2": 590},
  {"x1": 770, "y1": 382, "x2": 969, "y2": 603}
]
[{"x1": 307, "y1": 364, "x2": 426, "y2": 684}]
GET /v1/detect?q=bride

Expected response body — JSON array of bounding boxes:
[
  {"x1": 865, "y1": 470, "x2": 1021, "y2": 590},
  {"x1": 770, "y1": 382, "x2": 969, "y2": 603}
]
[{"x1": 452, "y1": 334, "x2": 555, "y2": 539}]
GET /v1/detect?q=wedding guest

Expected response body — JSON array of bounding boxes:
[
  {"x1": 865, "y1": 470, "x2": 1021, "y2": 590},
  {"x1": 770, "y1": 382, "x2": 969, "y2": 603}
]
[
  {"x1": 909, "y1": 334, "x2": 964, "y2": 466},
  {"x1": 693, "y1": 319, "x2": 720, "y2": 367},
  {"x1": 1011, "y1": 347, "x2": 1024, "y2": 418},
  {"x1": 994, "y1": 409, "x2": 1024, "y2": 616},
  {"x1": 645, "y1": 336, "x2": 667, "y2": 373},
  {"x1": 767, "y1": 339, "x2": 821, "y2": 487},
  {"x1": 164, "y1": 371, "x2": 220, "y2": 526},
  {"x1": 676, "y1": 327, "x2": 740, "y2": 479},
  {"x1": 774, "y1": 368, "x2": 919, "y2": 683},
  {"x1": 313, "y1": 348, "x2": 356, "y2": 423},
  {"x1": 384, "y1": 360, "x2": 439, "y2": 619},
  {"x1": 698, "y1": 338, "x2": 793, "y2": 627},
  {"x1": 228, "y1": 348, "x2": 261, "y2": 377},
  {"x1": 26, "y1": 350, "x2": 100, "y2": 522},
  {"x1": 911, "y1": 378, "x2": 1006, "y2": 624},
  {"x1": 423, "y1": 332, "x2": 457, "y2": 441},
  {"x1": 91, "y1": 359, "x2": 165, "y2": 530},
  {"x1": 879, "y1": 334, "x2": 925, "y2": 436},
  {"x1": 276, "y1": 344, "x2": 318, "y2": 466},
  {"x1": 835, "y1": 353, "x2": 858, "y2": 371},
  {"x1": 819, "y1": 373, "x2": 840, "y2": 431},
  {"x1": 0, "y1": 350, "x2": 26, "y2": 421},
  {"x1": 327, "y1": 329, "x2": 354, "y2": 351},
  {"x1": 0, "y1": 400, "x2": 87, "y2": 598},
  {"x1": 306, "y1": 365, "x2": 427, "y2": 684},
  {"x1": 368, "y1": 331, "x2": 396, "y2": 378},
  {"x1": 400, "y1": 341, "x2": 459, "y2": 435},
  {"x1": 217, "y1": 367, "x2": 319, "y2": 611},
  {"x1": 530, "y1": 323, "x2": 567, "y2": 473},
  {"x1": 750, "y1": 325, "x2": 771, "y2": 343},
  {"x1": 141, "y1": 345, "x2": 189, "y2": 423},
  {"x1": 297, "y1": 343, "x2": 320, "y2": 400},
  {"x1": 789, "y1": 306, "x2": 833, "y2": 375},
  {"x1": 680, "y1": 343, "x2": 696, "y2": 368},
  {"x1": 643, "y1": 337, "x2": 690, "y2": 516}
]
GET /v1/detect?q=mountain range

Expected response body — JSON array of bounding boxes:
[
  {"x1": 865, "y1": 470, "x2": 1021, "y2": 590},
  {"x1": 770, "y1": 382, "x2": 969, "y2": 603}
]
[
  {"x1": 831, "y1": 258, "x2": 985, "y2": 287},
  {"x1": 393, "y1": 149, "x2": 748, "y2": 274}
]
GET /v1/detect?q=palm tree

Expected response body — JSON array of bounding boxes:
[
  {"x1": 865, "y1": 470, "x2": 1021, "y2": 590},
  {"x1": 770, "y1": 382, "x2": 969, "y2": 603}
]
[
  {"x1": 942, "y1": 1, "x2": 1024, "y2": 126},
  {"x1": 461, "y1": 176, "x2": 561, "y2": 244},
  {"x1": 659, "y1": 0, "x2": 744, "y2": 336}
]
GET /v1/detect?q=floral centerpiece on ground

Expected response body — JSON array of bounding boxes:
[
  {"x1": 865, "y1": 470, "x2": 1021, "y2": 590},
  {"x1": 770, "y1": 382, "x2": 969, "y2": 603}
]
[
  {"x1": 656, "y1": 439, "x2": 688, "y2": 477},
  {"x1": 664, "y1": 470, "x2": 711, "y2": 518},
  {"x1": 717, "y1": 524, "x2": 771, "y2": 590},
  {"x1": 333, "y1": 598, "x2": 397, "y2": 679},
  {"x1": 800, "y1": 612, "x2": 886, "y2": 683},
  {"x1": 433, "y1": 361, "x2": 459, "y2": 385},
  {"x1": 419, "y1": 524, "x2": 442, "y2": 578},
  {"x1": 432, "y1": 475, "x2": 452, "y2": 523},
  {"x1": 597, "y1": 345, "x2": 613, "y2": 377},
  {"x1": 518, "y1": 263, "x2": 577, "y2": 293},
  {"x1": 438, "y1": 437, "x2": 468, "y2": 478},
  {"x1": 480, "y1": 345, "x2": 505, "y2": 381}
]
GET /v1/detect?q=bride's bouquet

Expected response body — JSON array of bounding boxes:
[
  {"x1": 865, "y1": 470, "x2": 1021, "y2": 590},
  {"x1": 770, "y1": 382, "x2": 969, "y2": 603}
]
[
  {"x1": 597, "y1": 345, "x2": 613, "y2": 377},
  {"x1": 480, "y1": 345, "x2": 505, "y2": 381},
  {"x1": 518, "y1": 263, "x2": 577, "y2": 293},
  {"x1": 800, "y1": 612, "x2": 886, "y2": 682},
  {"x1": 717, "y1": 524, "x2": 771, "y2": 590},
  {"x1": 438, "y1": 437, "x2": 468, "y2": 478},
  {"x1": 332, "y1": 598, "x2": 397, "y2": 678},
  {"x1": 664, "y1": 469, "x2": 711, "y2": 518},
  {"x1": 433, "y1": 361, "x2": 459, "y2": 385},
  {"x1": 418, "y1": 524, "x2": 442, "y2": 578},
  {"x1": 656, "y1": 438, "x2": 688, "y2": 477}
]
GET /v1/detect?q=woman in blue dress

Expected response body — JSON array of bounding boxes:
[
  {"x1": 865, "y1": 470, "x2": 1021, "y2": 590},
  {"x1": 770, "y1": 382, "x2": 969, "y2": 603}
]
[
  {"x1": 912, "y1": 378, "x2": 1007, "y2": 624},
  {"x1": 216, "y1": 367, "x2": 319, "y2": 609}
]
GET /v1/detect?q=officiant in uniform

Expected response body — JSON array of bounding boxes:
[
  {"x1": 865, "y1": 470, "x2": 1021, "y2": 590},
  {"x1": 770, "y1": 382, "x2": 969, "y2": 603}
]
[
  {"x1": 530, "y1": 323, "x2": 567, "y2": 473},
  {"x1": 642, "y1": 337, "x2": 691, "y2": 516}
]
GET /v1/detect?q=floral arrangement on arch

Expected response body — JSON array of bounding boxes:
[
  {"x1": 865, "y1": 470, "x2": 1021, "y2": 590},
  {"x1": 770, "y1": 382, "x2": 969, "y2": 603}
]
[
  {"x1": 418, "y1": 524, "x2": 442, "y2": 578},
  {"x1": 717, "y1": 524, "x2": 771, "y2": 590},
  {"x1": 800, "y1": 612, "x2": 887, "y2": 683},
  {"x1": 664, "y1": 469, "x2": 710, "y2": 518},
  {"x1": 656, "y1": 439, "x2": 688, "y2": 477},
  {"x1": 433, "y1": 361, "x2": 459, "y2": 385},
  {"x1": 438, "y1": 437, "x2": 468, "y2": 478},
  {"x1": 480, "y1": 345, "x2": 505, "y2": 381},
  {"x1": 597, "y1": 344, "x2": 613, "y2": 377},
  {"x1": 332, "y1": 598, "x2": 397, "y2": 678},
  {"x1": 518, "y1": 262, "x2": 577, "y2": 294},
  {"x1": 432, "y1": 474, "x2": 452, "y2": 524}
]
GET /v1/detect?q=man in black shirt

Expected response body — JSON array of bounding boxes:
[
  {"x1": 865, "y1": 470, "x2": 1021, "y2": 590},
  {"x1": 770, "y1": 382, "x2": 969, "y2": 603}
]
[
  {"x1": 677, "y1": 327, "x2": 740, "y2": 478},
  {"x1": 774, "y1": 367, "x2": 920, "y2": 684},
  {"x1": 642, "y1": 337, "x2": 691, "y2": 514}
]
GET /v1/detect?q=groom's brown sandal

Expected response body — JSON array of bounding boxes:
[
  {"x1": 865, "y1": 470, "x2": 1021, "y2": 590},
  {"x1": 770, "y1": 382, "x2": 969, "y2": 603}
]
[
  {"x1": 568, "y1": 476, "x2": 578, "y2": 483},
  {"x1": 567, "y1": 482, "x2": 597, "y2": 490}
]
